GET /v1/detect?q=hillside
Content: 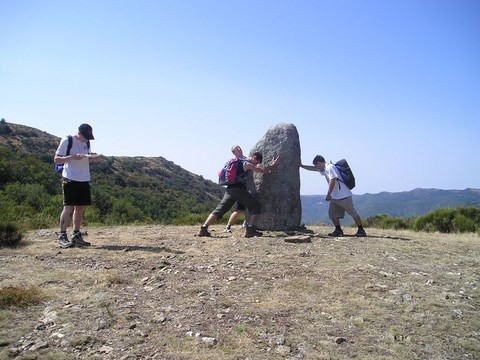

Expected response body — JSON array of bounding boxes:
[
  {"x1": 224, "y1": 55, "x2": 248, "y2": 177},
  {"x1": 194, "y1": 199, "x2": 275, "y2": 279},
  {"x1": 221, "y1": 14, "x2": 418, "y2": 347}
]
[
  {"x1": 0, "y1": 120, "x2": 224, "y2": 226},
  {"x1": 1, "y1": 225, "x2": 479, "y2": 359}
]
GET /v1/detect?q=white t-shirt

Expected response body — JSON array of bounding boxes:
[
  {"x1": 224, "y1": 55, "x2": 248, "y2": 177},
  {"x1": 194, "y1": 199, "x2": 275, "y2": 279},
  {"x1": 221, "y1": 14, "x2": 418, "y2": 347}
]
[
  {"x1": 323, "y1": 163, "x2": 352, "y2": 199},
  {"x1": 55, "y1": 135, "x2": 91, "y2": 181}
]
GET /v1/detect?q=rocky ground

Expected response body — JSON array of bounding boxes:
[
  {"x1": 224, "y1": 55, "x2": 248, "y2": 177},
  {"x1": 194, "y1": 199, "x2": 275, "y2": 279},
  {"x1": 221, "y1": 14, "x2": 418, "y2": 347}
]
[{"x1": 1, "y1": 225, "x2": 479, "y2": 359}]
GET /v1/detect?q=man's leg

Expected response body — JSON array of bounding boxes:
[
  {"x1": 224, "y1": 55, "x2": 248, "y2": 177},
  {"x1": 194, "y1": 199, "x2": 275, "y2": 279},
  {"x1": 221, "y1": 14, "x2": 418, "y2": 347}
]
[
  {"x1": 60, "y1": 206, "x2": 74, "y2": 232},
  {"x1": 71, "y1": 206, "x2": 91, "y2": 247},
  {"x1": 58, "y1": 205, "x2": 74, "y2": 248},
  {"x1": 225, "y1": 210, "x2": 243, "y2": 232},
  {"x1": 328, "y1": 201, "x2": 344, "y2": 237},
  {"x1": 72, "y1": 205, "x2": 85, "y2": 232},
  {"x1": 199, "y1": 190, "x2": 236, "y2": 237},
  {"x1": 238, "y1": 193, "x2": 262, "y2": 237},
  {"x1": 343, "y1": 198, "x2": 367, "y2": 237}
]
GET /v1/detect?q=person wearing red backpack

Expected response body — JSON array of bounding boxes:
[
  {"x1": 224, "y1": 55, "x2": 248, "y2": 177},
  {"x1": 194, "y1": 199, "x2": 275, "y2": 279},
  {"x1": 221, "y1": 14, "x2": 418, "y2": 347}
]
[
  {"x1": 300, "y1": 155, "x2": 366, "y2": 237},
  {"x1": 198, "y1": 145, "x2": 280, "y2": 238},
  {"x1": 224, "y1": 145, "x2": 249, "y2": 233}
]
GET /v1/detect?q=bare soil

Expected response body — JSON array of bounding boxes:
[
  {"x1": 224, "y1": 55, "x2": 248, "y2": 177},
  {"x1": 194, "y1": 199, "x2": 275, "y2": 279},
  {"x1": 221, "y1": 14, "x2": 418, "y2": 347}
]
[{"x1": 1, "y1": 225, "x2": 479, "y2": 359}]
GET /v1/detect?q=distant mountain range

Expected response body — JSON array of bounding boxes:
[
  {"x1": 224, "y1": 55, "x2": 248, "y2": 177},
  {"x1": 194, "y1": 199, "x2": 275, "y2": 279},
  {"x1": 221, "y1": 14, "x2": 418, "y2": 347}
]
[{"x1": 301, "y1": 188, "x2": 480, "y2": 225}]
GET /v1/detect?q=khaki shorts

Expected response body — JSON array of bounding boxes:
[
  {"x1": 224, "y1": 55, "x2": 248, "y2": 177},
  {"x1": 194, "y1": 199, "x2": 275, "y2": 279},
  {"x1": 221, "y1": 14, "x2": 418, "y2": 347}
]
[{"x1": 328, "y1": 196, "x2": 359, "y2": 220}]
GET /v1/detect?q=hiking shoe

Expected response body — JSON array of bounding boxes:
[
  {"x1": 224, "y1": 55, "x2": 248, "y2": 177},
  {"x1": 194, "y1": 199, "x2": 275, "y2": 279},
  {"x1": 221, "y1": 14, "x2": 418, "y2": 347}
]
[
  {"x1": 198, "y1": 226, "x2": 211, "y2": 237},
  {"x1": 224, "y1": 225, "x2": 232, "y2": 233},
  {"x1": 58, "y1": 232, "x2": 72, "y2": 248},
  {"x1": 245, "y1": 226, "x2": 263, "y2": 238},
  {"x1": 328, "y1": 229, "x2": 344, "y2": 237},
  {"x1": 72, "y1": 232, "x2": 91, "y2": 247},
  {"x1": 356, "y1": 228, "x2": 367, "y2": 237}
]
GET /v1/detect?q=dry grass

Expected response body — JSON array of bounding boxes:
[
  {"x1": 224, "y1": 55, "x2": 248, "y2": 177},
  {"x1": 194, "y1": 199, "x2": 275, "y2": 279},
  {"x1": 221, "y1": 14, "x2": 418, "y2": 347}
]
[
  {"x1": 0, "y1": 225, "x2": 479, "y2": 359},
  {"x1": 0, "y1": 286, "x2": 43, "y2": 308}
]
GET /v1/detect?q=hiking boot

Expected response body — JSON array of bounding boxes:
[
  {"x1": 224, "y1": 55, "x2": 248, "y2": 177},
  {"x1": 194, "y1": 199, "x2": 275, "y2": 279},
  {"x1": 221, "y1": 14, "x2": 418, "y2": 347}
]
[
  {"x1": 58, "y1": 232, "x2": 72, "y2": 248},
  {"x1": 198, "y1": 226, "x2": 211, "y2": 237},
  {"x1": 328, "y1": 229, "x2": 344, "y2": 237},
  {"x1": 356, "y1": 228, "x2": 367, "y2": 237},
  {"x1": 224, "y1": 225, "x2": 232, "y2": 233},
  {"x1": 245, "y1": 226, "x2": 263, "y2": 238},
  {"x1": 72, "y1": 232, "x2": 91, "y2": 247}
]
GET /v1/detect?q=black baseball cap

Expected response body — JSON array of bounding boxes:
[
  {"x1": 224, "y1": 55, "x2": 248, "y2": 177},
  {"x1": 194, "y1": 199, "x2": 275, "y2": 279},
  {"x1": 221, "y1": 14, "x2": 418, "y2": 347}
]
[{"x1": 79, "y1": 123, "x2": 94, "y2": 140}]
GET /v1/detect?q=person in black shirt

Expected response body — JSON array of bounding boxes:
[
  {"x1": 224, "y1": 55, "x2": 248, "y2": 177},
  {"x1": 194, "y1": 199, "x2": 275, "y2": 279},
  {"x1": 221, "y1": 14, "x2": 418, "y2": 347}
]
[{"x1": 198, "y1": 145, "x2": 279, "y2": 238}]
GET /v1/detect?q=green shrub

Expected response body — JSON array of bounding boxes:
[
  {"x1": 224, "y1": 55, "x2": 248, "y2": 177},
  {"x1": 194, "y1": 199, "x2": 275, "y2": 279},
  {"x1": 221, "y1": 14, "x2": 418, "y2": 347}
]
[
  {"x1": 0, "y1": 222, "x2": 23, "y2": 247},
  {"x1": 83, "y1": 207, "x2": 102, "y2": 224},
  {"x1": 364, "y1": 207, "x2": 480, "y2": 234},
  {"x1": 363, "y1": 214, "x2": 411, "y2": 230},
  {"x1": 413, "y1": 208, "x2": 454, "y2": 233},
  {"x1": 23, "y1": 213, "x2": 57, "y2": 230},
  {"x1": 456, "y1": 207, "x2": 480, "y2": 233},
  {"x1": 453, "y1": 213, "x2": 476, "y2": 233},
  {"x1": 413, "y1": 207, "x2": 480, "y2": 233},
  {"x1": 171, "y1": 213, "x2": 210, "y2": 225}
]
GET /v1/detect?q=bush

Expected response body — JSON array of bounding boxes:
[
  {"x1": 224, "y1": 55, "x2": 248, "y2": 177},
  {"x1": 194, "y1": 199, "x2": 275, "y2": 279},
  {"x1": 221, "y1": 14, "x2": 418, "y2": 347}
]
[
  {"x1": 413, "y1": 207, "x2": 480, "y2": 233},
  {"x1": 363, "y1": 214, "x2": 411, "y2": 230},
  {"x1": 0, "y1": 222, "x2": 23, "y2": 247},
  {"x1": 453, "y1": 213, "x2": 476, "y2": 233},
  {"x1": 171, "y1": 213, "x2": 210, "y2": 225},
  {"x1": 0, "y1": 119, "x2": 12, "y2": 135},
  {"x1": 0, "y1": 286, "x2": 43, "y2": 308}
]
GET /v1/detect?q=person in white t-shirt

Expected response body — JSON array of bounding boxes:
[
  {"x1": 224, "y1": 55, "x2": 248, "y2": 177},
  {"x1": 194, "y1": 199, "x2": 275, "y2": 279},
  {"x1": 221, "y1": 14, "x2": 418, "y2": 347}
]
[
  {"x1": 54, "y1": 123, "x2": 102, "y2": 248},
  {"x1": 300, "y1": 155, "x2": 366, "y2": 237}
]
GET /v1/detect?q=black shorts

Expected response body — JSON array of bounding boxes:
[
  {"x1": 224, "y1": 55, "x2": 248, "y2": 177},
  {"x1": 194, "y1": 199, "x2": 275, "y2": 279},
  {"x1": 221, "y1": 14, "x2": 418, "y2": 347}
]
[
  {"x1": 232, "y1": 201, "x2": 246, "y2": 212},
  {"x1": 62, "y1": 179, "x2": 92, "y2": 206},
  {"x1": 212, "y1": 188, "x2": 261, "y2": 218}
]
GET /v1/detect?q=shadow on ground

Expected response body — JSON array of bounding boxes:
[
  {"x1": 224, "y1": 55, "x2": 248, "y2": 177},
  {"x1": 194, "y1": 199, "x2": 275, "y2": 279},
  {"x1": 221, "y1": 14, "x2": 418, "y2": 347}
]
[{"x1": 95, "y1": 245, "x2": 185, "y2": 254}]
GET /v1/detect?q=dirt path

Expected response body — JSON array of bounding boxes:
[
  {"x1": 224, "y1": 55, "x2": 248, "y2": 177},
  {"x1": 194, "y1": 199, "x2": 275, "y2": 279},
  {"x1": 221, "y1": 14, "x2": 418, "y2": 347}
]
[{"x1": 1, "y1": 225, "x2": 479, "y2": 359}]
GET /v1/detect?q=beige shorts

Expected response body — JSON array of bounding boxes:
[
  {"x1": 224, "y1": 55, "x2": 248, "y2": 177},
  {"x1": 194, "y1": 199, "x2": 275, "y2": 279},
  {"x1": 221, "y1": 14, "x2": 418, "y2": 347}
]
[{"x1": 329, "y1": 196, "x2": 359, "y2": 220}]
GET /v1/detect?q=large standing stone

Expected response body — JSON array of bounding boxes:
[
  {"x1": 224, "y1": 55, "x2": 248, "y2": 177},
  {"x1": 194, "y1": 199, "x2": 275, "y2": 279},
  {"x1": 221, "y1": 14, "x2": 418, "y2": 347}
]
[{"x1": 249, "y1": 123, "x2": 301, "y2": 230}]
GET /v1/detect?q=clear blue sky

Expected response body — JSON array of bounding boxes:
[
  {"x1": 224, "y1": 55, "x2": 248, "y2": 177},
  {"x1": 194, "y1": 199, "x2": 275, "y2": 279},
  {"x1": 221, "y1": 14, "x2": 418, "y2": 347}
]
[{"x1": 1, "y1": 0, "x2": 479, "y2": 195}]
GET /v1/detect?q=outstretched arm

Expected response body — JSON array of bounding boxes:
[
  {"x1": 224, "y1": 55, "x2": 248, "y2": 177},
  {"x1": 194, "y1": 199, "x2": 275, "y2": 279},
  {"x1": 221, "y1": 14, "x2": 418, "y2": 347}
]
[
  {"x1": 246, "y1": 156, "x2": 281, "y2": 174},
  {"x1": 299, "y1": 163, "x2": 320, "y2": 172}
]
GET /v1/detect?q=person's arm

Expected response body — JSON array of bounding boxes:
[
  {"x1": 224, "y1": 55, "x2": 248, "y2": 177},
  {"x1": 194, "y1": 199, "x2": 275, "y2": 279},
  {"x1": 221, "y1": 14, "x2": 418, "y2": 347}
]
[
  {"x1": 85, "y1": 153, "x2": 103, "y2": 162},
  {"x1": 54, "y1": 153, "x2": 84, "y2": 164},
  {"x1": 245, "y1": 156, "x2": 280, "y2": 174},
  {"x1": 299, "y1": 164, "x2": 320, "y2": 172},
  {"x1": 325, "y1": 178, "x2": 336, "y2": 201}
]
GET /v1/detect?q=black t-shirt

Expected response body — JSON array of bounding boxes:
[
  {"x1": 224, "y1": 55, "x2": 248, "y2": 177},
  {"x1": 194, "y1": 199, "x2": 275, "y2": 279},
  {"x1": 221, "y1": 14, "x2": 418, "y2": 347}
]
[{"x1": 227, "y1": 159, "x2": 249, "y2": 189}]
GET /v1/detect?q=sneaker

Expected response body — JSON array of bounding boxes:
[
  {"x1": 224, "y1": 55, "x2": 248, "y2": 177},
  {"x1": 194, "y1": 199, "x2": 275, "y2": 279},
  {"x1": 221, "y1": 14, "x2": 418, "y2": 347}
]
[
  {"x1": 328, "y1": 229, "x2": 344, "y2": 237},
  {"x1": 198, "y1": 226, "x2": 211, "y2": 237},
  {"x1": 58, "y1": 232, "x2": 72, "y2": 248},
  {"x1": 245, "y1": 226, "x2": 263, "y2": 238},
  {"x1": 241, "y1": 221, "x2": 247, "y2": 228},
  {"x1": 72, "y1": 232, "x2": 91, "y2": 247},
  {"x1": 224, "y1": 225, "x2": 232, "y2": 233},
  {"x1": 356, "y1": 228, "x2": 367, "y2": 237}
]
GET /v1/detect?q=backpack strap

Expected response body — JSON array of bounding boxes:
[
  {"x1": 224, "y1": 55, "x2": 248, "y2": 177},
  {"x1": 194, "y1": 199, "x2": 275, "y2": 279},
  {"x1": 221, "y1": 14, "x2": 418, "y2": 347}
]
[
  {"x1": 332, "y1": 163, "x2": 344, "y2": 190},
  {"x1": 66, "y1": 135, "x2": 73, "y2": 156},
  {"x1": 65, "y1": 136, "x2": 90, "y2": 156}
]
